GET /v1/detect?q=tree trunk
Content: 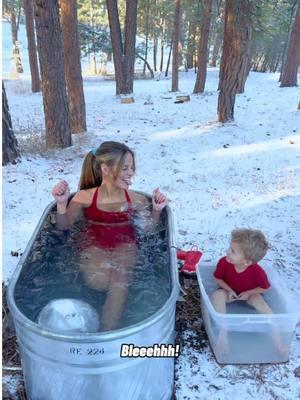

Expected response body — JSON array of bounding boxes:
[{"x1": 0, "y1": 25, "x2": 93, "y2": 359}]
[
  {"x1": 217, "y1": 0, "x2": 253, "y2": 123},
  {"x1": 106, "y1": 0, "x2": 124, "y2": 94},
  {"x1": 33, "y1": 0, "x2": 71, "y2": 148},
  {"x1": 8, "y1": 5, "x2": 24, "y2": 73},
  {"x1": 106, "y1": 0, "x2": 137, "y2": 95},
  {"x1": 143, "y1": 5, "x2": 150, "y2": 76},
  {"x1": 60, "y1": 0, "x2": 86, "y2": 133},
  {"x1": 2, "y1": 81, "x2": 20, "y2": 165},
  {"x1": 186, "y1": 19, "x2": 196, "y2": 70},
  {"x1": 23, "y1": 0, "x2": 40, "y2": 92},
  {"x1": 160, "y1": 39, "x2": 164, "y2": 72},
  {"x1": 124, "y1": 0, "x2": 138, "y2": 93},
  {"x1": 160, "y1": 16, "x2": 165, "y2": 72},
  {"x1": 280, "y1": 1, "x2": 300, "y2": 87},
  {"x1": 153, "y1": 38, "x2": 158, "y2": 72},
  {"x1": 210, "y1": 30, "x2": 222, "y2": 67},
  {"x1": 171, "y1": 0, "x2": 180, "y2": 92},
  {"x1": 165, "y1": 41, "x2": 173, "y2": 77},
  {"x1": 236, "y1": 38, "x2": 252, "y2": 93},
  {"x1": 193, "y1": 0, "x2": 212, "y2": 94},
  {"x1": 136, "y1": 55, "x2": 154, "y2": 78}
]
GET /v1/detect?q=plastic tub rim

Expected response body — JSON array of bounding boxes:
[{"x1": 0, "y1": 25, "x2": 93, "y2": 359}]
[{"x1": 196, "y1": 261, "x2": 300, "y2": 323}]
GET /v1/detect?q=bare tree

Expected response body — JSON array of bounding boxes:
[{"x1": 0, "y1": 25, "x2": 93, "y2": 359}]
[
  {"x1": 171, "y1": 0, "x2": 181, "y2": 92},
  {"x1": 280, "y1": 1, "x2": 300, "y2": 87},
  {"x1": 106, "y1": 0, "x2": 138, "y2": 95},
  {"x1": 2, "y1": 81, "x2": 20, "y2": 165},
  {"x1": 60, "y1": 0, "x2": 86, "y2": 133},
  {"x1": 23, "y1": 0, "x2": 40, "y2": 92},
  {"x1": 217, "y1": 0, "x2": 253, "y2": 123},
  {"x1": 33, "y1": 0, "x2": 71, "y2": 148},
  {"x1": 193, "y1": 0, "x2": 212, "y2": 94}
]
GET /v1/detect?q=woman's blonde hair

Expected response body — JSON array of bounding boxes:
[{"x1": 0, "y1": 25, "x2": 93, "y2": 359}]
[
  {"x1": 231, "y1": 229, "x2": 269, "y2": 264},
  {"x1": 79, "y1": 141, "x2": 135, "y2": 190}
]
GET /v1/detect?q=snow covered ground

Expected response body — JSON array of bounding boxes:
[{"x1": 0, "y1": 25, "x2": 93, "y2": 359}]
[{"x1": 3, "y1": 67, "x2": 300, "y2": 399}]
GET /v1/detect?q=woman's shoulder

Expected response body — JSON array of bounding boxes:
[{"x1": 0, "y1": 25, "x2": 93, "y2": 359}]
[
  {"x1": 128, "y1": 190, "x2": 150, "y2": 205},
  {"x1": 72, "y1": 187, "x2": 97, "y2": 207}
]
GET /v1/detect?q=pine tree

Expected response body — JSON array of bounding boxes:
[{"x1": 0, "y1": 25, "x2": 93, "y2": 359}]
[
  {"x1": 33, "y1": 0, "x2": 71, "y2": 148},
  {"x1": 60, "y1": 0, "x2": 87, "y2": 133},
  {"x1": 23, "y1": 0, "x2": 40, "y2": 92},
  {"x1": 2, "y1": 81, "x2": 20, "y2": 165},
  {"x1": 217, "y1": 0, "x2": 253, "y2": 122},
  {"x1": 280, "y1": 0, "x2": 300, "y2": 87},
  {"x1": 171, "y1": 0, "x2": 180, "y2": 92},
  {"x1": 106, "y1": 0, "x2": 138, "y2": 95}
]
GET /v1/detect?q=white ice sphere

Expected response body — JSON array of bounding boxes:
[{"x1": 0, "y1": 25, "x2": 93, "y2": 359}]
[{"x1": 38, "y1": 299, "x2": 100, "y2": 333}]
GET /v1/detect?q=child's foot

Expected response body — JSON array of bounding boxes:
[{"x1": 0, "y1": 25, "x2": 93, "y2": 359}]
[
  {"x1": 271, "y1": 328, "x2": 289, "y2": 356},
  {"x1": 214, "y1": 331, "x2": 229, "y2": 356}
]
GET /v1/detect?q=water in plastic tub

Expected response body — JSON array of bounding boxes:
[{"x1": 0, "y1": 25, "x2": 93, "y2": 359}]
[{"x1": 197, "y1": 262, "x2": 299, "y2": 364}]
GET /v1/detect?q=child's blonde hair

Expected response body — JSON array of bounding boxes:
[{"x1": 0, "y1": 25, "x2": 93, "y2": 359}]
[
  {"x1": 79, "y1": 141, "x2": 135, "y2": 190},
  {"x1": 231, "y1": 229, "x2": 269, "y2": 264}
]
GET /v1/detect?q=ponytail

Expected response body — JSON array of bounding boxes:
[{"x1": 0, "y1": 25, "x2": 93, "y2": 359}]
[{"x1": 79, "y1": 151, "x2": 102, "y2": 190}]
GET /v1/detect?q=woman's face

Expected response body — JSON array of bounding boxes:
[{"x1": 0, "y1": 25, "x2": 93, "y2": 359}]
[{"x1": 113, "y1": 152, "x2": 135, "y2": 190}]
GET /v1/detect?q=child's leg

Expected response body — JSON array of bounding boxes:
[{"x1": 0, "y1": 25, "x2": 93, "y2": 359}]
[
  {"x1": 211, "y1": 289, "x2": 228, "y2": 313},
  {"x1": 246, "y1": 294, "x2": 272, "y2": 314},
  {"x1": 247, "y1": 294, "x2": 288, "y2": 354},
  {"x1": 210, "y1": 289, "x2": 229, "y2": 355}
]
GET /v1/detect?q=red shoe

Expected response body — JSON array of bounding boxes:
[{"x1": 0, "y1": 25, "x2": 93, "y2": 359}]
[{"x1": 180, "y1": 250, "x2": 203, "y2": 275}]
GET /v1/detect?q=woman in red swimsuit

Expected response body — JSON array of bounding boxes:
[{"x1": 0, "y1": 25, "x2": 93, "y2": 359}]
[{"x1": 52, "y1": 141, "x2": 168, "y2": 331}]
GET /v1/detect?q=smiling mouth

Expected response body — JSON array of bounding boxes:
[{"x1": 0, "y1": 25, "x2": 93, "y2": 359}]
[{"x1": 123, "y1": 179, "x2": 132, "y2": 185}]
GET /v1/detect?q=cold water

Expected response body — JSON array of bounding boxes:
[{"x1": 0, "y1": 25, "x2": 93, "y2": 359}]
[
  {"x1": 199, "y1": 263, "x2": 294, "y2": 363},
  {"x1": 14, "y1": 207, "x2": 172, "y2": 332}
]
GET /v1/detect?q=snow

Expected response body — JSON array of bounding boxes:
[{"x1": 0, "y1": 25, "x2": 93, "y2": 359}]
[{"x1": 3, "y1": 21, "x2": 300, "y2": 400}]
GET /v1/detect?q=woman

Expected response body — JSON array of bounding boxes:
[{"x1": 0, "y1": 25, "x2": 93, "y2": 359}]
[{"x1": 52, "y1": 141, "x2": 168, "y2": 331}]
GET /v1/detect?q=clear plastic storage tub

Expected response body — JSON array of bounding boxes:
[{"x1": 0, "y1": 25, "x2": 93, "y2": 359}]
[{"x1": 196, "y1": 261, "x2": 299, "y2": 364}]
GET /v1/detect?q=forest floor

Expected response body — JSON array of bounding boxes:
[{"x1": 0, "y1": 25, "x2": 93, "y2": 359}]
[{"x1": 3, "y1": 69, "x2": 300, "y2": 399}]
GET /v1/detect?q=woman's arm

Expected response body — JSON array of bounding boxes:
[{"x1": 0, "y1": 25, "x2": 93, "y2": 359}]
[
  {"x1": 130, "y1": 189, "x2": 169, "y2": 230},
  {"x1": 52, "y1": 181, "x2": 89, "y2": 230}
]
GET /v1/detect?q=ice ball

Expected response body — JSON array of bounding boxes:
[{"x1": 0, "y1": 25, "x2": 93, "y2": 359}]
[{"x1": 38, "y1": 298, "x2": 100, "y2": 333}]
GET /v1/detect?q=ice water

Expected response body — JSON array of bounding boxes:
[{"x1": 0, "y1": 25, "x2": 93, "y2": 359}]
[{"x1": 14, "y1": 209, "x2": 172, "y2": 332}]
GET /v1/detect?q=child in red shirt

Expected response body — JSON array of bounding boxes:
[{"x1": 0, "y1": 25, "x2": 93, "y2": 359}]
[
  {"x1": 212, "y1": 229, "x2": 271, "y2": 312},
  {"x1": 211, "y1": 228, "x2": 274, "y2": 355}
]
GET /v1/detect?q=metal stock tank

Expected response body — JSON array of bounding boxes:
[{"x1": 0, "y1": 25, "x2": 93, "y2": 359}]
[{"x1": 7, "y1": 194, "x2": 180, "y2": 400}]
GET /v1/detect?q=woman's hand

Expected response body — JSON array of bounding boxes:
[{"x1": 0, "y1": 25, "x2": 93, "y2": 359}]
[
  {"x1": 152, "y1": 188, "x2": 168, "y2": 211},
  {"x1": 52, "y1": 180, "x2": 70, "y2": 206}
]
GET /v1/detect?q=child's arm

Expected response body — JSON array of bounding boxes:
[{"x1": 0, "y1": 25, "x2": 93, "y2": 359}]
[{"x1": 214, "y1": 278, "x2": 238, "y2": 300}]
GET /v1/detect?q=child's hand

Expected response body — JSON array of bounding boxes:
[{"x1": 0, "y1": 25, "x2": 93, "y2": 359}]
[
  {"x1": 52, "y1": 180, "x2": 70, "y2": 205},
  {"x1": 237, "y1": 291, "x2": 250, "y2": 301},
  {"x1": 152, "y1": 188, "x2": 168, "y2": 211},
  {"x1": 228, "y1": 290, "x2": 238, "y2": 302}
]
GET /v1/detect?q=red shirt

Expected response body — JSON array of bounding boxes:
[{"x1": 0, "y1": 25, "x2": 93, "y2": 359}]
[{"x1": 213, "y1": 257, "x2": 270, "y2": 294}]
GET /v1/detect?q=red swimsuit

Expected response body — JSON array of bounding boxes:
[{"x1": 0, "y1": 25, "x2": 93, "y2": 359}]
[{"x1": 81, "y1": 188, "x2": 136, "y2": 249}]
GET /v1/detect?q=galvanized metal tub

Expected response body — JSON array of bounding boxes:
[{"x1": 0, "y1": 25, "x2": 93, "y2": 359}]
[{"x1": 7, "y1": 194, "x2": 180, "y2": 400}]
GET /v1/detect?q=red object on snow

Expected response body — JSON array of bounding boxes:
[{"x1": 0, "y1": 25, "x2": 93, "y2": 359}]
[
  {"x1": 176, "y1": 249, "x2": 186, "y2": 260},
  {"x1": 176, "y1": 248, "x2": 203, "y2": 275}
]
